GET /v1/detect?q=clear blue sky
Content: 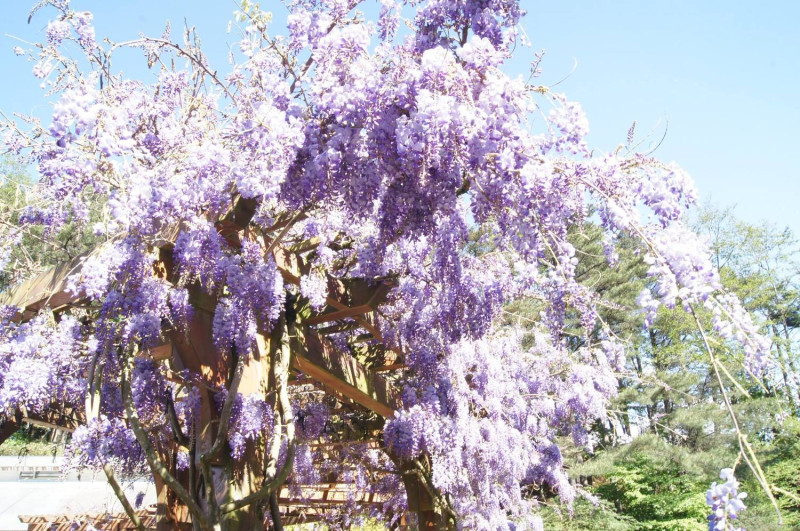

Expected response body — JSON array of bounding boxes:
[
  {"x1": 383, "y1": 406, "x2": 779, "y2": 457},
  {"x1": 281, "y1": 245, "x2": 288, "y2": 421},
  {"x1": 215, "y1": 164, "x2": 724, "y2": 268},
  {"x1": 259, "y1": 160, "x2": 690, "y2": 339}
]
[{"x1": 2, "y1": 1, "x2": 798, "y2": 235}]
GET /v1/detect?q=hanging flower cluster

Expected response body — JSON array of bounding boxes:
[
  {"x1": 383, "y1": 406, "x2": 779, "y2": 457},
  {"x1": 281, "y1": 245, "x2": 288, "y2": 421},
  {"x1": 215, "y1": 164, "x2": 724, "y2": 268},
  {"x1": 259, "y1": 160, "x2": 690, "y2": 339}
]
[{"x1": 706, "y1": 468, "x2": 748, "y2": 531}]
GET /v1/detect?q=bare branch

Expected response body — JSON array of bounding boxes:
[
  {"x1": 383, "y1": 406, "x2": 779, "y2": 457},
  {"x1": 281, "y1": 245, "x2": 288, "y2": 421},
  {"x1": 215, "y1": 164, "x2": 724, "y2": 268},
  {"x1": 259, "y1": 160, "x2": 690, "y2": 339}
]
[
  {"x1": 102, "y1": 463, "x2": 147, "y2": 531},
  {"x1": 691, "y1": 307, "x2": 783, "y2": 524},
  {"x1": 121, "y1": 349, "x2": 213, "y2": 530}
]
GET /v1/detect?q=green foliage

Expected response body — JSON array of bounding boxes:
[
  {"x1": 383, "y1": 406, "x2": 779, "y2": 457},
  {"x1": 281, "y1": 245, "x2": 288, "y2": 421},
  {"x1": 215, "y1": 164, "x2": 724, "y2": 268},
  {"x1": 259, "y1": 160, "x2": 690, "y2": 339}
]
[
  {"x1": 562, "y1": 206, "x2": 800, "y2": 528},
  {"x1": 539, "y1": 496, "x2": 637, "y2": 530},
  {"x1": 0, "y1": 158, "x2": 104, "y2": 291},
  {"x1": 694, "y1": 203, "x2": 800, "y2": 413},
  {"x1": 755, "y1": 417, "x2": 800, "y2": 529},
  {"x1": 0, "y1": 428, "x2": 65, "y2": 457},
  {"x1": 591, "y1": 452, "x2": 708, "y2": 529}
]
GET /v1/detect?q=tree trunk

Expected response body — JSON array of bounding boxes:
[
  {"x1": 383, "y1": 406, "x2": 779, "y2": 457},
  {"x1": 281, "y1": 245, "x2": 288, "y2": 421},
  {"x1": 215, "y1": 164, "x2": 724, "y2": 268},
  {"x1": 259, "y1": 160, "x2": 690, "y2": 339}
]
[
  {"x1": 0, "y1": 409, "x2": 23, "y2": 446},
  {"x1": 778, "y1": 324, "x2": 800, "y2": 413},
  {"x1": 147, "y1": 297, "x2": 275, "y2": 530},
  {"x1": 391, "y1": 456, "x2": 453, "y2": 530}
]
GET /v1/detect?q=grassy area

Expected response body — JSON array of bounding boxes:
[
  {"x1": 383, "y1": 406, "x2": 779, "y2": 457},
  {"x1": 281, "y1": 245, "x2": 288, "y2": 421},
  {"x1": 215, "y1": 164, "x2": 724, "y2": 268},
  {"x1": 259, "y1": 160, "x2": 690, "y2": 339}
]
[{"x1": 0, "y1": 428, "x2": 67, "y2": 457}]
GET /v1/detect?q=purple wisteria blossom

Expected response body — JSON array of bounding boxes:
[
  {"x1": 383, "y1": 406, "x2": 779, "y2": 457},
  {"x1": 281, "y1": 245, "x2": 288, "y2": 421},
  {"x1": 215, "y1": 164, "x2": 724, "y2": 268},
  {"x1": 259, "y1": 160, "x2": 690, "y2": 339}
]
[{"x1": 707, "y1": 468, "x2": 747, "y2": 531}]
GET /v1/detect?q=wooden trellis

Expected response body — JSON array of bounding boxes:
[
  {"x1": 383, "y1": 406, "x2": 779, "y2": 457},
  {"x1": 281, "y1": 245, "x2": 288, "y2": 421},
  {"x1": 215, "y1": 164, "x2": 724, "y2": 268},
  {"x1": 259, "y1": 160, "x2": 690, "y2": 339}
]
[{"x1": 0, "y1": 197, "x2": 443, "y2": 528}]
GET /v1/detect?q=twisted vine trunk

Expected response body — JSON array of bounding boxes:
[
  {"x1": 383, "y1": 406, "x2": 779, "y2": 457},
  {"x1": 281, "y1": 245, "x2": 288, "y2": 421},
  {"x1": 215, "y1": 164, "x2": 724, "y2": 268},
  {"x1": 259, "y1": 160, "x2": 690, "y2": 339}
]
[
  {"x1": 145, "y1": 289, "x2": 296, "y2": 531},
  {"x1": 391, "y1": 455, "x2": 456, "y2": 530}
]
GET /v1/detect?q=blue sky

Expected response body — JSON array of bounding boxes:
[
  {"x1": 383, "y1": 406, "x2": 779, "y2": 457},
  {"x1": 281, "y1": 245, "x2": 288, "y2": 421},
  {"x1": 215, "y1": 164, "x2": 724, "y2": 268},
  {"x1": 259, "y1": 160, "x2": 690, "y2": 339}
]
[{"x1": 1, "y1": 0, "x2": 798, "y2": 235}]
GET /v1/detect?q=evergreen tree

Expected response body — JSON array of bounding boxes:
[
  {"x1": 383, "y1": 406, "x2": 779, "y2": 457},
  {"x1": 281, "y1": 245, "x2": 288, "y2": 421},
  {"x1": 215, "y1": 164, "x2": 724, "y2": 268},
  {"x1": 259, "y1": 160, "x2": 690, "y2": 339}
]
[{"x1": 570, "y1": 206, "x2": 799, "y2": 529}]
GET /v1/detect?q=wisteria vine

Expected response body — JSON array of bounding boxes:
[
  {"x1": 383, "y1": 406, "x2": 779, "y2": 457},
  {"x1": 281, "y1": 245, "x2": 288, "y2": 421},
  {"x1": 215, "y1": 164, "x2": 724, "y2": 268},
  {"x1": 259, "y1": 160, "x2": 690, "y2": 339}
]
[{"x1": 0, "y1": 0, "x2": 779, "y2": 529}]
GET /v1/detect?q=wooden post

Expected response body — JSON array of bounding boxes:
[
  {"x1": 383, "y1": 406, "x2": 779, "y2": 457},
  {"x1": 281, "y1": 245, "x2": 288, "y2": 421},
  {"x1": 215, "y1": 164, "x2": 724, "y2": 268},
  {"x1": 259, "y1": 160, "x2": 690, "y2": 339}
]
[
  {"x1": 0, "y1": 410, "x2": 23, "y2": 446},
  {"x1": 389, "y1": 456, "x2": 446, "y2": 529}
]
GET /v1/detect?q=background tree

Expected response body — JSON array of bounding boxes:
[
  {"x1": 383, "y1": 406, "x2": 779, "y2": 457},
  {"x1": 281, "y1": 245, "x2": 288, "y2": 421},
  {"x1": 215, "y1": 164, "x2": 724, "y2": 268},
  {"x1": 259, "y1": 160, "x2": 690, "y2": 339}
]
[
  {"x1": 695, "y1": 204, "x2": 800, "y2": 412},
  {"x1": 0, "y1": 157, "x2": 100, "y2": 290},
  {"x1": 556, "y1": 206, "x2": 800, "y2": 529}
]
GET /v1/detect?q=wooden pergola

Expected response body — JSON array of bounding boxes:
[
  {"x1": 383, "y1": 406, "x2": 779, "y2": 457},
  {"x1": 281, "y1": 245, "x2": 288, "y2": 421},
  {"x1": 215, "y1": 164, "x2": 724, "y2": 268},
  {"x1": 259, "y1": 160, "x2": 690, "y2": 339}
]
[
  {"x1": 20, "y1": 510, "x2": 158, "y2": 531},
  {"x1": 0, "y1": 197, "x2": 442, "y2": 528}
]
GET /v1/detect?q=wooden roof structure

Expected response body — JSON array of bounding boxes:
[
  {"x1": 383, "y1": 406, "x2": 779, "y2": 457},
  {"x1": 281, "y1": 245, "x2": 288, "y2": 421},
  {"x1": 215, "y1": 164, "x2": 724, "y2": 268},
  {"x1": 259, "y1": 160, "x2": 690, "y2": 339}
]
[
  {"x1": 0, "y1": 196, "x2": 427, "y2": 528},
  {"x1": 18, "y1": 506, "x2": 344, "y2": 530},
  {"x1": 1, "y1": 196, "x2": 405, "y2": 415},
  {"x1": 20, "y1": 510, "x2": 158, "y2": 531}
]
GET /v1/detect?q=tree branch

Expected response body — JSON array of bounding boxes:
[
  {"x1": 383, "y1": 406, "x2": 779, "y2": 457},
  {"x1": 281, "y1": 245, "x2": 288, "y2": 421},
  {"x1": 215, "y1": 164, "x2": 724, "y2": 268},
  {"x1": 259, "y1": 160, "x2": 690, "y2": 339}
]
[
  {"x1": 269, "y1": 491, "x2": 283, "y2": 531},
  {"x1": 198, "y1": 345, "x2": 246, "y2": 521},
  {"x1": 102, "y1": 463, "x2": 146, "y2": 531},
  {"x1": 219, "y1": 315, "x2": 296, "y2": 514},
  {"x1": 691, "y1": 307, "x2": 783, "y2": 524},
  {"x1": 165, "y1": 389, "x2": 190, "y2": 448},
  {"x1": 121, "y1": 350, "x2": 213, "y2": 530}
]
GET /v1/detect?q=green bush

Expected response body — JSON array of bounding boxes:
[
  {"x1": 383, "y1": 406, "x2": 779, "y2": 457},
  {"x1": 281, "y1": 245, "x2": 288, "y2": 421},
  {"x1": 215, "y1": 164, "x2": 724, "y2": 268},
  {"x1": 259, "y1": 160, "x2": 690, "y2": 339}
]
[
  {"x1": 592, "y1": 454, "x2": 708, "y2": 530},
  {"x1": 0, "y1": 428, "x2": 65, "y2": 457}
]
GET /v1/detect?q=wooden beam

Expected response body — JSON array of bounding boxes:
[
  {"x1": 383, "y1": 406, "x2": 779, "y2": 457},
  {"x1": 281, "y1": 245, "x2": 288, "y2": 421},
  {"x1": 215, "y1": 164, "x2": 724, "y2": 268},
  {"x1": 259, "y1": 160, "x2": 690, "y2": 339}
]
[
  {"x1": 303, "y1": 304, "x2": 373, "y2": 325},
  {"x1": 291, "y1": 327, "x2": 400, "y2": 418},
  {"x1": 0, "y1": 242, "x2": 176, "y2": 320},
  {"x1": 305, "y1": 440, "x2": 380, "y2": 450},
  {"x1": 0, "y1": 410, "x2": 23, "y2": 446},
  {"x1": 277, "y1": 482, "x2": 388, "y2": 507},
  {"x1": 370, "y1": 363, "x2": 406, "y2": 373},
  {"x1": 21, "y1": 405, "x2": 82, "y2": 433},
  {"x1": 146, "y1": 342, "x2": 174, "y2": 362},
  {"x1": 0, "y1": 250, "x2": 96, "y2": 320},
  {"x1": 19, "y1": 510, "x2": 157, "y2": 531},
  {"x1": 21, "y1": 417, "x2": 77, "y2": 433},
  {"x1": 315, "y1": 322, "x2": 362, "y2": 335}
]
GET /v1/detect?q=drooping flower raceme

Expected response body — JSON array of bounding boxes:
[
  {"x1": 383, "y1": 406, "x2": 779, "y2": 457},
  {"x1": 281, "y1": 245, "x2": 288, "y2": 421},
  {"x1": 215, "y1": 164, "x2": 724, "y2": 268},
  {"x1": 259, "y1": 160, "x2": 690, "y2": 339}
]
[{"x1": 706, "y1": 468, "x2": 747, "y2": 531}]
